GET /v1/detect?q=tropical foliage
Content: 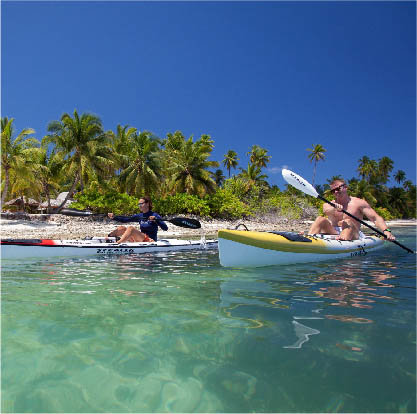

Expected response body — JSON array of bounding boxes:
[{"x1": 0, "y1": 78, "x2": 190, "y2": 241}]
[{"x1": 1, "y1": 113, "x2": 415, "y2": 220}]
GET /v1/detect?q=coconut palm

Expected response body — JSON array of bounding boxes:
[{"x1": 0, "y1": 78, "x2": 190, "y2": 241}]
[
  {"x1": 119, "y1": 131, "x2": 161, "y2": 197},
  {"x1": 30, "y1": 147, "x2": 65, "y2": 212},
  {"x1": 165, "y1": 136, "x2": 219, "y2": 196},
  {"x1": 211, "y1": 169, "x2": 225, "y2": 187},
  {"x1": 222, "y1": 150, "x2": 239, "y2": 177},
  {"x1": 247, "y1": 145, "x2": 271, "y2": 169},
  {"x1": 403, "y1": 180, "x2": 414, "y2": 192},
  {"x1": 239, "y1": 163, "x2": 269, "y2": 190},
  {"x1": 196, "y1": 134, "x2": 215, "y2": 152},
  {"x1": 347, "y1": 180, "x2": 377, "y2": 206},
  {"x1": 109, "y1": 124, "x2": 137, "y2": 172},
  {"x1": 1, "y1": 117, "x2": 38, "y2": 206},
  {"x1": 394, "y1": 170, "x2": 406, "y2": 185},
  {"x1": 388, "y1": 187, "x2": 409, "y2": 218},
  {"x1": 377, "y1": 156, "x2": 394, "y2": 184},
  {"x1": 43, "y1": 110, "x2": 113, "y2": 212},
  {"x1": 307, "y1": 144, "x2": 326, "y2": 186},
  {"x1": 163, "y1": 131, "x2": 187, "y2": 153},
  {"x1": 357, "y1": 156, "x2": 377, "y2": 182}
]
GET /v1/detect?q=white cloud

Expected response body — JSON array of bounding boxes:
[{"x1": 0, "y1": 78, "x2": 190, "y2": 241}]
[{"x1": 268, "y1": 166, "x2": 286, "y2": 174}]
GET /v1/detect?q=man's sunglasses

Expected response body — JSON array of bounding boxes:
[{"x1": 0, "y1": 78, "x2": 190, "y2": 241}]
[
  {"x1": 138, "y1": 201, "x2": 148, "y2": 206},
  {"x1": 331, "y1": 184, "x2": 346, "y2": 194}
]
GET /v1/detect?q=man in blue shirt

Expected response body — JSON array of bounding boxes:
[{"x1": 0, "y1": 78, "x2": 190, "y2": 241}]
[{"x1": 108, "y1": 196, "x2": 168, "y2": 243}]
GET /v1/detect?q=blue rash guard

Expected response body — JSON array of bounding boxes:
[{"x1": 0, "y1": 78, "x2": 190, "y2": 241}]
[{"x1": 112, "y1": 211, "x2": 168, "y2": 241}]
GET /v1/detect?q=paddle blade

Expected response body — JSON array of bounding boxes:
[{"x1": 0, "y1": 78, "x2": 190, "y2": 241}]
[
  {"x1": 168, "y1": 217, "x2": 201, "y2": 229},
  {"x1": 282, "y1": 169, "x2": 319, "y2": 198}
]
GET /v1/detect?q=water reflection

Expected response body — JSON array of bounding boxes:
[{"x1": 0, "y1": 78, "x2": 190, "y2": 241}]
[{"x1": 313, "y1": 262, "x2": 396, "y2": 318}]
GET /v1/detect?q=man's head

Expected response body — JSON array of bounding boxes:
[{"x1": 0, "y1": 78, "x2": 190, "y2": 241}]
[{"x1": 330, "y1": 179, "x2": 347, "y2": 199}]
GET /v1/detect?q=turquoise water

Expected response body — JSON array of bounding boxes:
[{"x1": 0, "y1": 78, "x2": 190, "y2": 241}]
[{"x1": 2, "y1": 227, "x2": 416, "y2": 413}]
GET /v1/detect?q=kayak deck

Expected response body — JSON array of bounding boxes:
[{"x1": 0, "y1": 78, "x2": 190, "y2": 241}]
[
  {"x1": 1, "y1": 237, "x2": 218, "y2": 259},
  {"x1": 218, "y1": 230, "x2": 385, "y2": 267}
]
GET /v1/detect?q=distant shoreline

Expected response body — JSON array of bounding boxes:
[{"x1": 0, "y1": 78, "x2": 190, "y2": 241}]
[{"x1": 1, "y1": 213, "x2": 415, "y2": 240}]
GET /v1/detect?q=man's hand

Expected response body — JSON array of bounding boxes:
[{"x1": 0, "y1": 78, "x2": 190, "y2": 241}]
[
  {"x1": 383, "y1": 229, "x2": 396, "y2": 241},
  {"x1": 333, "y1": 203, "x2": 344, "y2": 212}
]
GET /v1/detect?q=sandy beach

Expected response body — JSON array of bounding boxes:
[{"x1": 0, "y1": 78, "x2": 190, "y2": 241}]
[{"x1": 1, "y1": 213, "x2": 415, "y2": 240}]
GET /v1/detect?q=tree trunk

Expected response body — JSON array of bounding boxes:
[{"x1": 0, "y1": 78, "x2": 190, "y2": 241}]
[
  {"x1": 312, "y1": 161, "x2": 317, "y2": 187},
  {"x1": 1, "y1": 167, "x2": 10, "y2": 208},
  {"x1": 55, "y1": 173, "x2": 80, "y2": 213}
]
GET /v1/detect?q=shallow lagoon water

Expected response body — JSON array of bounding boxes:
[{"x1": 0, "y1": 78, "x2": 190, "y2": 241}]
[{"x1": 2, "y1": 227, "x2": 416, "y2": 412}]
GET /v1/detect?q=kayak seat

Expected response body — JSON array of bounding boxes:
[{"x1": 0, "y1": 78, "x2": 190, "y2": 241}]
[{"x1": 268, "y1": 231, "x2": 312, "y2": 243}]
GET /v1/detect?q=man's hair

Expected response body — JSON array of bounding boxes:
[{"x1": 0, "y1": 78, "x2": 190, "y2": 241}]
[{"x1": 330, "y1": 178, "x2": 346, "y2": 186}]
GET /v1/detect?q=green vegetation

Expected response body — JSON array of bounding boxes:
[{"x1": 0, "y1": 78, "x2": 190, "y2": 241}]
[{"x1": 1, "y1": 112, "x2": 415, "y2": 220}]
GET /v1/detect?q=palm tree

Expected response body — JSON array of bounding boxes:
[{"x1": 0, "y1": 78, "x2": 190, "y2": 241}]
[
  {"x1": 165, "y1": 136, "x2": 219, "y2": 196},
  {"x1": 222, "y1": 150, "x2": 239, "y2": 178},
  {"x1": 357, "y1": 156, "x2": 377, "y2": 182},
  {"x1": 119, "y1": 131, "x2": 161, "y2": 197},
  {"x1": 109, "y1": 124, "x2": 137, "y2": 172},
  {"x1": 388, "y1": 187, "x2": 409, "y2": 218},
  {"x1": 377, "y1": 156, "x2": 394, "y2": 184},
  {"x1": 211, "y1": 169, "x2": 225, "y2": 187},
  {"x1": 1, "y1": 117, "x2": 38, "y2": 206},
  {"x1": 239, "y1": 163, "x2": 269, "y2": 191},
  {"x1": 247, "y1": 145, "x2": 271, "y2": 169},
  {"x1": 394, "y1": 170, "x2": 406, "y2": 185},
  {"x1": 403, "y1": 180, "x2": 414, "y2": 192},
  {"x1": 307, "y1": 144, "x2": 326, "y2": 186},
  {"x1": 347, "y1": 180, "x2": 377, "y2": 206},
  {"x1": 43, "y1": 110, "x2": 113, "y2": 212},
  {"x1": 196, "y1": 134, "x2": 215, "y2": 152},
  {"x1": 32, "y1": 146, "x2": 64, "y2": 212}
]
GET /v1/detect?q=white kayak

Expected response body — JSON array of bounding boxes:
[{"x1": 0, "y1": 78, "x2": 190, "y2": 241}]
[
  {"x1": 218, "y1": 230, "x2": 385, "y2": 267},
  {"x1": 1, "y1": 237, "x2": 218, "y2": 259}
]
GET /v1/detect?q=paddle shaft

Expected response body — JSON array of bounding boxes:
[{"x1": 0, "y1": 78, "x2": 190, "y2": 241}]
[
  {"x1": 319, "y1": 195, "x2": 415, "y2": 254},
  {"x1": 57, "y1": 209, "x2": 201, "y2": 229}
]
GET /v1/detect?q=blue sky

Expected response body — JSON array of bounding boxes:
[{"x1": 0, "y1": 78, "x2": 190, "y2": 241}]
[{"x1": 2, "y1": 1, "x2": 416, "y2": 189}]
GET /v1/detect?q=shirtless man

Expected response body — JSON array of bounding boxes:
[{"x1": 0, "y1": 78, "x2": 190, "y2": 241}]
[{"x1": 308, "y1": 179, "x2": 396, "y2": 241}]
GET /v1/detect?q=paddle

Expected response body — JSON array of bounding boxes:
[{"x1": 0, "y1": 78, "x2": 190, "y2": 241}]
[
  {"x1": 58, "y1": 208, "x2": 201, "y2": 229},
  {"x1": 282, "y1": 169, "x2": 415, "y2": 254}
]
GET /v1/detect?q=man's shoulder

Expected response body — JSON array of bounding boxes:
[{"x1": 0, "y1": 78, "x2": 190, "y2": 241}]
[{"x1": 350, "y1": 196, "x2": 370, "y2": 207}]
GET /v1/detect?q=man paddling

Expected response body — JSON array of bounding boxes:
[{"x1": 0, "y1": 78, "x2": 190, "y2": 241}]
[{"x1": 309, "y1": 179, "x2": 396, "y2": 241}]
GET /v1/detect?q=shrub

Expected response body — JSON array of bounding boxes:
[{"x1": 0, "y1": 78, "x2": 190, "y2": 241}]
[
  {"x1": 206, "y1": 188, "x2": 253, "y2": 219},
  {"x1": 154, "y1": 193, "x2": 211, "y2": 217},
  {"x1": 71, "y1": 189, "x2": 139, "y2": 215},
  {"x1": 375, "y1": 207, "x2": 394, "y2": 222}
]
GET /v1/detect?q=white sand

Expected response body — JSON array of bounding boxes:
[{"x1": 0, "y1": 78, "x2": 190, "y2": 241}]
[{"x1": 1, "y1": 215, "x2": 414, "y2": 240}]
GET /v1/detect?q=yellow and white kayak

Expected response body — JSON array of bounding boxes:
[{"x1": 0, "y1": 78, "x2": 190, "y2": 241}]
[{"x1": 218, "y1": 230, "x2": 385, "y2": 267}]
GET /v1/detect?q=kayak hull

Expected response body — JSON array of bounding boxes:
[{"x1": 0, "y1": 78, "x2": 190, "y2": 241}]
[
  {"x1": 1, "y1": 238, "x2": 218, "y2": 259},
  {"x1": 218, "y1": 230, "x2": 385, "y2": 267}
]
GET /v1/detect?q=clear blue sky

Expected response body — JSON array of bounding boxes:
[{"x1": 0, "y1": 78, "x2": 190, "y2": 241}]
[{"x1": 2, "y1": 1, "x2": 416, "y2": 189}]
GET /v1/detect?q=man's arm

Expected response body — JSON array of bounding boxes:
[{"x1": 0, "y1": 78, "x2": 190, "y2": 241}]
[
  {"x1": 362, "y1": 203, "x2": 395, "y2": 241},
  {"x1": 323, "y1": 203, "x2": 335, "y2": 216}
]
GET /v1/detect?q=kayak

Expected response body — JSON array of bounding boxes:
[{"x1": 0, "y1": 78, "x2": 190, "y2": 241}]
[
  {"x1": 1, "y1": 237, "x2": 218, "y2": 259},
  {"x1": 218, "y1": 230, "x2": 385, "y2": 267}
]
